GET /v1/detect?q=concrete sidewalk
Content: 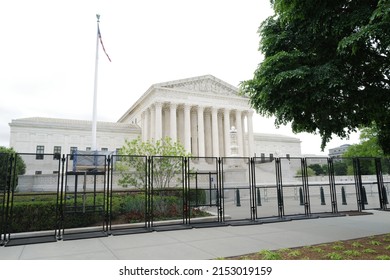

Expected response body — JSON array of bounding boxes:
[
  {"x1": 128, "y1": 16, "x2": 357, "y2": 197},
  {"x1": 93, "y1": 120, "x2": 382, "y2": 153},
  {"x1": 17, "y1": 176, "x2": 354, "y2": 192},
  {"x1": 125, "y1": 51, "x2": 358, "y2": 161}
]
[{"x1": 1, "y1": 210, "x2": 390, "y2": 260}]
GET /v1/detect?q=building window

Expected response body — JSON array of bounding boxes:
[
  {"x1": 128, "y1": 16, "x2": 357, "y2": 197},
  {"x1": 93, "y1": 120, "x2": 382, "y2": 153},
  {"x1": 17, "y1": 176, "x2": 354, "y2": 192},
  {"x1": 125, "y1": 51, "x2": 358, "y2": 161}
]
[
  {"x1": 36, "y1": 145, "x2": 44, "y2": 160},
  {"x1": 86, "y1": 147, "x2": 91, "y2": 151},
  {"x1": 101, "y1": 148, "x2": 108, "y2": 152},
  {"x1": 35, "y1": 171, "x2": 42, "y2": 175},
  {"x1": 286, "y1": 154, "x2": 290, "y2": 160},
  {"x1": 270, "y1": 153, "x2": 274, "y2": 161},
  {"x1": 261, "y1": 153, "x2": 265, "y2": 163},
  {"x1": 53, "y1": 146, "x2": 61, "y2": 159},
  {"x1": 70, "y1": 147, "x2": 77, "y2": 160}
]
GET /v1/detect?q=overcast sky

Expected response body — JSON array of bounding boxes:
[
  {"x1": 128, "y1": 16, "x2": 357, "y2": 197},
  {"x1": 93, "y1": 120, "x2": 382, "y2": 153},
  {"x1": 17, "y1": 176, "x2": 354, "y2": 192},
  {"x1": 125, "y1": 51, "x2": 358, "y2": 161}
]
[{"x1": 0, "y1": 0, "x2": 360, "y2": 155}]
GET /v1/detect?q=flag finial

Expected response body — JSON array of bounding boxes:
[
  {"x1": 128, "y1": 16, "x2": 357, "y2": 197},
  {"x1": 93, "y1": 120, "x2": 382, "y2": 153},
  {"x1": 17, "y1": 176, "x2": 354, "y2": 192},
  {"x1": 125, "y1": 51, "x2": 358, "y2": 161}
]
[{"x1": 96, "y1": 14, "x2": 100, "y2": 22}]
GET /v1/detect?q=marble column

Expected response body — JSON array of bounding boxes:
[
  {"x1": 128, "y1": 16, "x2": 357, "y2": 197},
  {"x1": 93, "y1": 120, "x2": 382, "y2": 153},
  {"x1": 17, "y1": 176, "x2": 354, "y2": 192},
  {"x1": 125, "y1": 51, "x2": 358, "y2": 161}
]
[
  {"x1": 197, "y1": 106, "x2": 205, "y2": 157},
  {"x1": 162, "y1": 106, "x2": 169, "y2": 138},
  {"x1": 184, "y1": 104, "x2": 191, "y2": 153},
  {"x1": 204, "y1": 110, "x2": 212, "y2": 157},
  {"x1": 155, "y1": 102, "x2": 162, "y2": 140},
  {"x1": 242, "y1": 113, "x2": 247, "y2": 156},
  {"x1": 218, "y1": 112, "x2": 224, "y2": 156},
  {"x1": 191, "y1": 109, "x2": 198, "y2": 156},
  {"x1": 223, "y1": 109, "x2": 231, "y2": 156},
  {"x1": 247, "y1": 110, "x2": 254, "y2": 157},
  {"x1": 235, "y1": 110, "x2": 243, "y2": 156},
  {"x1": 211, "y1": 107, "x2": 219, "y2": 157},
  {"x1": 141, "y1": 111, "x2": 146, "y2": 142},
  {"x1": 170, "y1": 103, "x2": 177, "y2": 142},
  {"x1": 150, "y1": 106, "x2": 155, "y2": 140}
]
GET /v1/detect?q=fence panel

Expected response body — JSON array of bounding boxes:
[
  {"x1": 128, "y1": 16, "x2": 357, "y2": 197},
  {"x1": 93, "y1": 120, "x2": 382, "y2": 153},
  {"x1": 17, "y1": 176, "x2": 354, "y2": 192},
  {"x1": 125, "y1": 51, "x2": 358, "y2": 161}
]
[
  {"x1": 3, "y1": 153, "x2": 60, "y2": 246},
  {"x1": 150, "y1": 156, "x2": 189, "y2": 229},
  {"x1": 306, "y1": 157, "x2": 335, "y2": 214},
  {"x1": 221, "y1": 157, "x2": 253, "y2": 223},
  {"x1": 279, "y1": 157, "x2": 307, "y2": 217},
  {"x1": 187, "y1": 157, "x2": 222, "y2": 226},
  {"x1": 253, "y1": 156, "x2": 280, "y2": 220},
  {"x1": 108, "y1": 155, "x2": 149, "y2": 235},
  {"x1": 331, "y1": 158, "x2": 360, "y2": 212},
  {"x1": 60, "y1": 153, "x2": 109, "y2": 240},
  {"x1": 355, "y1": 158, "x2": 382, "y2": 210}
]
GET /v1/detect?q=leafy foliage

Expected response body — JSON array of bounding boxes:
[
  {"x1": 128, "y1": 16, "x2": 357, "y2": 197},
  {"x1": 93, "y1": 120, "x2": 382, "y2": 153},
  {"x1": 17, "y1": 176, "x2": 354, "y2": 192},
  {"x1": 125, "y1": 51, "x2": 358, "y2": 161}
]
[
  {"x1": 343, "y1": 125, "x2": 384, "y2": 157},
  {"x1": 342, "y1": 125, "x2": 390, "y2": 175},
  {"x1": 0, "y1": 147, "x2": 26, "y2": 191},
  {"x1": 241, "y1": 0, "x2": 390, "y2": 153},
  {"x1": 117, "y1": 137, "x2": 191, "y2": 189}
]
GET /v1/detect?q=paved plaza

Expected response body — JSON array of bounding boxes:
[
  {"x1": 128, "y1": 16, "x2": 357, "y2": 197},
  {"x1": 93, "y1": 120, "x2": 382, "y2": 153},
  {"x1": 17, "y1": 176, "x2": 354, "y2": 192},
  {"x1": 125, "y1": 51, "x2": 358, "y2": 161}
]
[{"x1": 1, "y1": 210, "x2": 389, "y2": 260}]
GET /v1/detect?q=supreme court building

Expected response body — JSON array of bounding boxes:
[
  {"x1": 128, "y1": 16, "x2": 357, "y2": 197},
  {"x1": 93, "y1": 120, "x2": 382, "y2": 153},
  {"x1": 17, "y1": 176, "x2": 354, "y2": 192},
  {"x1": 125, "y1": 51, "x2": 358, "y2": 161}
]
[
  {"x1": 118, "y1": 75, "x2": 256, "y2": 158},
  {"x1": 9, "y1": 75, "x2": 301, "y2": 174}
]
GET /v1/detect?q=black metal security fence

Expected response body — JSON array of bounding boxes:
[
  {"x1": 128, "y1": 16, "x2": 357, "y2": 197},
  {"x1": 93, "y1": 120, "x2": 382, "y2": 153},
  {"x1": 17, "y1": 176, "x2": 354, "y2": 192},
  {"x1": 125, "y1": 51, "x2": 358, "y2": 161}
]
[{"x1": 0, "y1": 153, "x2": 389, "y2": 246}]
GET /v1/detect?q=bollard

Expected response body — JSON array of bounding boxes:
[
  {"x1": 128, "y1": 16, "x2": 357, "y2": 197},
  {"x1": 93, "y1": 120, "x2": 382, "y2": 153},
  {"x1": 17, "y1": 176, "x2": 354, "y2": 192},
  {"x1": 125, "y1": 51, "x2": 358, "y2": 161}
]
[
  {"x1": 341, "y1": 186, "x2": 347, "y2": 205},
  {"x1": 257, "y1": 188, "x2": 262, "y2": 206},
  {"x1": 235, "y1": 189, "x2": 241, "y2": 207},
  {"x1": 382, "y1": 186, "x2": 389, "y2": 204},
  {"x1": 320, "y1": 187, "x2": 326, "y2": 205},
  {"x1": 361, "y1": 186, "x2": 368, "y2": 205},
  {"x1": 383, "y1": 186, "x2": 389, "y2": 205},
  {"x1": 299, "y1": 187, "x2": 304, "y2": 206}
]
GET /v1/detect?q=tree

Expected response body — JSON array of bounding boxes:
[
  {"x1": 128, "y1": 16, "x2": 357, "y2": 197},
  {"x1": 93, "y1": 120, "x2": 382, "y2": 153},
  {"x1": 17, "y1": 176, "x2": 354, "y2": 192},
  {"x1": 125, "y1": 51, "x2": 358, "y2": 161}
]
[
  {"x1": 343, "y1": 125, "x2": 384, "y2": 158},
  {"x1": 0, "y1": 147, "x2": 26, "y2": 190},
  {"x1": 117, "y1": 137, "x2": 191, "y2": 189},
  {"x1": 342, "y1": 125, "x2": 385, "y2": 175},
  {"x1": 308, "y1": 164, "x2": 325, "y2": 176},
  {"x1": 240, "y1": 0, "x2": 390, "y2": 153}
]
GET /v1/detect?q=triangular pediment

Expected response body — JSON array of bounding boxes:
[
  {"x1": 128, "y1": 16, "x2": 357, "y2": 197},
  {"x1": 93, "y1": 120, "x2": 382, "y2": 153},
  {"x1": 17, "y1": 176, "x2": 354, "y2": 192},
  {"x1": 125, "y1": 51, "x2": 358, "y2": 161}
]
[{"x1": 154, "y1": 75, "x2": 239, "y2": 96}]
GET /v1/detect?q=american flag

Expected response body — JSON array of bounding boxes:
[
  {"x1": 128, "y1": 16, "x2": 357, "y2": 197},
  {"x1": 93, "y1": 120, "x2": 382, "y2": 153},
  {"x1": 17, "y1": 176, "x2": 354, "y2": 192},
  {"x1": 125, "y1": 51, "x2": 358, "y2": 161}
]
[{"x1": 98, "y1": 25, "x2": 111, "y2": 62}]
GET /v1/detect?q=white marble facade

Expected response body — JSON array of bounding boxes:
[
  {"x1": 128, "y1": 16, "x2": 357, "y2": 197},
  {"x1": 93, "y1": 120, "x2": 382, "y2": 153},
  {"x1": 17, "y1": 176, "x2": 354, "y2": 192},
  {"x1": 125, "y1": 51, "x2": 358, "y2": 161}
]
[
  {"x1": 118, "y1": 75, "x2": 255, "y2": 157},
  {"x1": 8, "y1": 75, "x2": 302, "y2": 176}
]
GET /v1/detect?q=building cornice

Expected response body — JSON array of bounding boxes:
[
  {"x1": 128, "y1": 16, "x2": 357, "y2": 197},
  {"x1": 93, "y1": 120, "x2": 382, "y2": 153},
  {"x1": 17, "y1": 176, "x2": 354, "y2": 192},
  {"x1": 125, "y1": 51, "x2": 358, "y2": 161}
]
[
  {"x1": 254, "y1": 133, "x2": 301, "y2": 143},
  {"x1": 10, "y1": 117, "x2": 141, "y2": 133}
]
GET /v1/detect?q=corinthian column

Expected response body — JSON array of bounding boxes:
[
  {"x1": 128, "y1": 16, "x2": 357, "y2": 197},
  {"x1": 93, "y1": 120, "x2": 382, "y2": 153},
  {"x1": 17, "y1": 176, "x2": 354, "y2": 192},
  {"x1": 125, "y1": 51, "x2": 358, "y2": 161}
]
[
  {"x1": 141, "y1": 111, "x2": 146, "y2": 142},
  {"x1": 211, "y1": 107, "x2": 219, "y2": 157},
  {"x1": 204, "y1": 110, "x2": 212, "y2": 157},
  {"x1": 223, "y1": 108, "x2": 231, "y2": 157},
  {"x1": 184, "y1": 104, "x2": 191, "y2": 153},
  {"x1": 197, "y1": 106, "x2": 205, "y2": 157},
  {"x1": 235, "y1": 110, "x2": 243, "y2": 156},
  {"x1": 247, "y1": 110, "x2": 254, "y2": 157},
  {"x1": 150, "y1": 106, "x2": 155, "y2": 140},
  {"x1": 155, "y1": 102, "x2": 162, "y2": 140},
  {"x1": 170, "y1": 103, "x2": 177, "y2": 142},
  {"x1": 144, "y1": 108, "x2": 150, "y2": 141}
]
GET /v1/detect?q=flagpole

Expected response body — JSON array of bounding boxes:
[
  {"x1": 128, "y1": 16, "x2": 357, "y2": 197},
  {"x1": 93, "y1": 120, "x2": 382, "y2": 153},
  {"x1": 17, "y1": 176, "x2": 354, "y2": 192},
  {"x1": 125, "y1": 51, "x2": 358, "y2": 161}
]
[{"x1": 92, "y1": 14, "x2": 100, "y2": 151}]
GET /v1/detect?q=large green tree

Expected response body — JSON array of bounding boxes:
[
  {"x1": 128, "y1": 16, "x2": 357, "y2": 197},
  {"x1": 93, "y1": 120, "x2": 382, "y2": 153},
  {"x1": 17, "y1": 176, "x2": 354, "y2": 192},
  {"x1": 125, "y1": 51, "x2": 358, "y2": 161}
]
[{"x1": 241, "y1": 0, "x2": 390, "y2": 153}]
